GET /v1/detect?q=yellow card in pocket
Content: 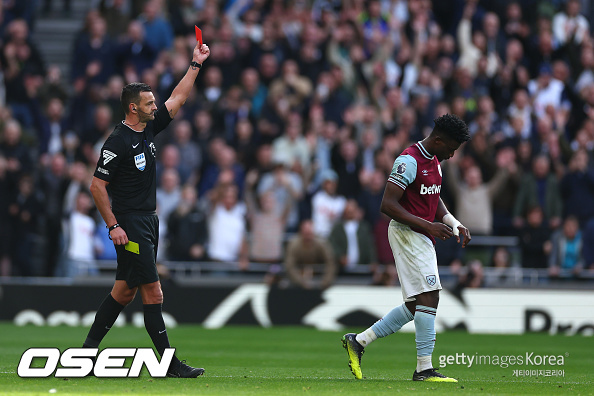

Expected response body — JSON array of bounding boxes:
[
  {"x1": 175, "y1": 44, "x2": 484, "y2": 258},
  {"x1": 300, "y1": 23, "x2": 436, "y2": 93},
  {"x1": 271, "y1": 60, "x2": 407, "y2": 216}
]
[{"x1": 125, "y1": 241, "x2": 140, "y2": 254}]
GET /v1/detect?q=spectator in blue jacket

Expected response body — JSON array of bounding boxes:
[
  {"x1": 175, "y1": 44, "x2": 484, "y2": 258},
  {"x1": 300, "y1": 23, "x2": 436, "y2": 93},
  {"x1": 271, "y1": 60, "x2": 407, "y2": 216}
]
[
  {"x1": 549, "y1": 216, "x2": 583, "y2": 278},
  {"x1": 560, "y1": 149, "x2": 594, "y2": 226},
  {"x1": 582, "y1": 218, "x2": 594, "y2": 271},
  {"x1": 137, "y1": 0, "x2": 174, "y2": 53}
]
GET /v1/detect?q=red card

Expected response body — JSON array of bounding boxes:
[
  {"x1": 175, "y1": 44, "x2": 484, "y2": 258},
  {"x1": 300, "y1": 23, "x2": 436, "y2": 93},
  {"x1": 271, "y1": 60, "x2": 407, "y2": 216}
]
[{"x1": 195, "y1": 25, "x2": 202, "y2": 45}]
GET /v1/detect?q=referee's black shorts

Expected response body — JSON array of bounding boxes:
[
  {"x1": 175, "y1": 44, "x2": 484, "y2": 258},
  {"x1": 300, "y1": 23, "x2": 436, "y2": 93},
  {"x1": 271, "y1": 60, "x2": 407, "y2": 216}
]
[{"x1": 114, "y1": 212, "x2": 159, "y2": 289}]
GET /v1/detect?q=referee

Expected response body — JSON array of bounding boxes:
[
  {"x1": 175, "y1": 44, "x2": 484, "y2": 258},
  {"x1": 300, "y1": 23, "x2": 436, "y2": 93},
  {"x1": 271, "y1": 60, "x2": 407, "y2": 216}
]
[{"x1": 83, "y1": 42, "x2": 210, "y2": 378}]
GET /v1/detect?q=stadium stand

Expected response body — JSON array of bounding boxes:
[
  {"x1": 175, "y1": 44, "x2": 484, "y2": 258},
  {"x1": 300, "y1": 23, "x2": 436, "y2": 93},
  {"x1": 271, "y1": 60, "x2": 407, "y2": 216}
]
[{"x1": 1, "y1": 0, "x2": 594, "y2": 290}]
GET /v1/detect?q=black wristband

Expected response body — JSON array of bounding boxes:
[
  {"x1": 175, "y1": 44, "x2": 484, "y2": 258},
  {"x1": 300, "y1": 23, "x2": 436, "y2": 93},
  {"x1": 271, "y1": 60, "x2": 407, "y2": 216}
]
[
  {"x1": 107, "y1": 223, "x2": 120, "y2": 240},
  {"x1": 190, "y1": 61, "x2": 202, "y2": 69}
]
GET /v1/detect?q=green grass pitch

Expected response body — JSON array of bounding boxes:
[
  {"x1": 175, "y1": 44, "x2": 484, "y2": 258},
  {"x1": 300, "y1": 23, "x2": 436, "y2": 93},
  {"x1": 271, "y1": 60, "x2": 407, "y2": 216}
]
[{"x1": 0, "y1": 323, "x2": 592, "y2": 395}]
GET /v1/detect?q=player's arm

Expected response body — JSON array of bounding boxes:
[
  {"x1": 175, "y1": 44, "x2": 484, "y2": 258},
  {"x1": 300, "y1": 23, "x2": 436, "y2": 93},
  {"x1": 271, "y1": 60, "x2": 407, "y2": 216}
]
[
  {"x1": 90, "y1": 177, "x2": 128, "y2": 245},
  {"x1": 164, "y1": 43, "x2": 210, "y2": 119},
  {"x1": 437, "y1": 198, "x2": 471, "y2": 248},
  {"x1": 380, "y1": 182, "x2": 453, "y2": 240}
]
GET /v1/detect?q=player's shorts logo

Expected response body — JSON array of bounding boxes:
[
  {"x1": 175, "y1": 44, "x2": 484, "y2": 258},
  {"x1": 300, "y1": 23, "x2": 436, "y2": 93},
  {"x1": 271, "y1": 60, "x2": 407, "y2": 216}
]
[
  {"x1": 426, "y1": 275, "x2": 436, "y2": 286},
  {"x1": 135, "y1": 153, "x2": 146, "y2": 171}
]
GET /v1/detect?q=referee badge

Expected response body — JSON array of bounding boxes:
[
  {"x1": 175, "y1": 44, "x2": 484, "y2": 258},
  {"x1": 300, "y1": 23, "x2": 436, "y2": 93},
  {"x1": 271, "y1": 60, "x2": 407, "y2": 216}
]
[{"x1": 135, "y1": 153, "x2": 146, "y2": 171}]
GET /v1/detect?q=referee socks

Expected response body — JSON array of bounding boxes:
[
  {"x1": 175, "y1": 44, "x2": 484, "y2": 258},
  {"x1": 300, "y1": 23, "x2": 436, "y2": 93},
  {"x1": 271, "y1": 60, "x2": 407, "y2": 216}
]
[
  {"x1": 83, "y1": 293, "x2": 124, "y2": 348},
  {"x1": 143, "y1": 303, "x2": 180, "y2": 366}
]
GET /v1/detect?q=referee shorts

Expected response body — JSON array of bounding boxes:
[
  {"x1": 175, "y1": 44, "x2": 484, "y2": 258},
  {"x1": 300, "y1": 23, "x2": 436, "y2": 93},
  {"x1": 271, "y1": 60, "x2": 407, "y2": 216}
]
[
  {"x1": 114, "y1": 212, "x2": 160, "y2": 289},
  {"x1": 388, "y1": 219, "x2": 442, "y2": 302}
]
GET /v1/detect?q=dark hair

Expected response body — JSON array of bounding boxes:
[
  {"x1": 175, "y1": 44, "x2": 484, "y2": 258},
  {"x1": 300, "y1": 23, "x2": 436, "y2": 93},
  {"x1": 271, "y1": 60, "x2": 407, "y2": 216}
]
[
  {"x1": 121, "y1": 82, "x2": 152, "y2": 114},
  {"x1": 433, "y1": 114, "x2": 471, "y2": 143}
]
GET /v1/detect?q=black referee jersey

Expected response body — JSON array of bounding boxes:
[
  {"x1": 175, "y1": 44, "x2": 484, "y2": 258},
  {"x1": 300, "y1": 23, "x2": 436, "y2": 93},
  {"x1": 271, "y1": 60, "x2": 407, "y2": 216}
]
[{"x1": 93, "y1": 105, "x2": 172, "y2": 215}]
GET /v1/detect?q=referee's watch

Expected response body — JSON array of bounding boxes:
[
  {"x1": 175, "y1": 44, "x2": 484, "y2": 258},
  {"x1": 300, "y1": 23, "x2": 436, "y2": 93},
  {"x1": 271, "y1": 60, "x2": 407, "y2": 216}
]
[{"x1": 190, "y1": 61, "x2": 202, "y2": 69}]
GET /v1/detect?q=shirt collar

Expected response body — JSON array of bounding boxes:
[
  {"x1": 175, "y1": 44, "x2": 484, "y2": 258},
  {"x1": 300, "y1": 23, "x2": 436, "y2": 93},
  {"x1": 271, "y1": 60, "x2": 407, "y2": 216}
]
[{"x1": 416, "y1": 141, "x2": 433, "y2": 160}]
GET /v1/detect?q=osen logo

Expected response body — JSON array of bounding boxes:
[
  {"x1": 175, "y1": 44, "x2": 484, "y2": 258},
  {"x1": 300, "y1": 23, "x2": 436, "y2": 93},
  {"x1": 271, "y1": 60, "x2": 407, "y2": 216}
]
[{"x1": 17, "y1": 347, "x2": 174, "y2": 378}]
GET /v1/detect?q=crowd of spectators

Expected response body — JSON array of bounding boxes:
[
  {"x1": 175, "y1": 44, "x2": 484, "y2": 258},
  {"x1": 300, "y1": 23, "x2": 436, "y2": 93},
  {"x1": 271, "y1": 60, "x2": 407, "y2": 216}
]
[{"x1": 1, "y1": 0, "x2": 594, "y2": 287}]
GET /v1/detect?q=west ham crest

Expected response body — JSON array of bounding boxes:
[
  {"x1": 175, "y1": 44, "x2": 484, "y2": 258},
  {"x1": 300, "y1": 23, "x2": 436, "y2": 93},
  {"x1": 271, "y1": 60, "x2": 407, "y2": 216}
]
[{"x1": 426, "y1": 275, "x2": 437, "y2": 286}]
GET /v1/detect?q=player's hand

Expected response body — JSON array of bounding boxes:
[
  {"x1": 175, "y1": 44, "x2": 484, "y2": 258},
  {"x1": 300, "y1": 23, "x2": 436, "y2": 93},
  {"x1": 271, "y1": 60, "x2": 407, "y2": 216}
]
[
  {"x1": 426, "y1": 222, "x2": 453, "y2": 241},
  {"x1": 457, "y1": 225, "x2": 471, "y2": 248},
  {"x1": 193, "y1": 43, "x2": 210, "y2": 64},
  {"x1": 110, "y1": 227, "x2": 129, "y2": 245}
]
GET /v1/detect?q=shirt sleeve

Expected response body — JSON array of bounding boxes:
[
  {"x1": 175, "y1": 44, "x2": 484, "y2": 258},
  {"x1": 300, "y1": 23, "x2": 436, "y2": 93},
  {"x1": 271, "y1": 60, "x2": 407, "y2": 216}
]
[
  {"x1": 94, "y1": 134, "x2": 126, "y2": 182},
  {"x1": 388, "y1": 154, "x2": 417, "y2": 190},
  {"x1": 152, "y1": 104, "x2": 173, "y2": 136}
]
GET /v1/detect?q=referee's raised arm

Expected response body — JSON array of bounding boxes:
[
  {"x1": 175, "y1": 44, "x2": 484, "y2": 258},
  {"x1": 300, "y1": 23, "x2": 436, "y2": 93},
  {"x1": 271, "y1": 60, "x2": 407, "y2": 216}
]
[{"x1": 164, "y1": 42, "x2": 210, "y2": 120}]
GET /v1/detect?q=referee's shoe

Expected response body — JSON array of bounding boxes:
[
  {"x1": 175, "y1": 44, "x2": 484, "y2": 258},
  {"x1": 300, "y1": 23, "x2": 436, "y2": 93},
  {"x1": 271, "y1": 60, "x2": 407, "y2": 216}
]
[
  {"x1": 167, "y1": 360, "x2": 205, "y2": 378},
  {"x1": 342, "y1": 333, "x2": 364, "y2": 379}
]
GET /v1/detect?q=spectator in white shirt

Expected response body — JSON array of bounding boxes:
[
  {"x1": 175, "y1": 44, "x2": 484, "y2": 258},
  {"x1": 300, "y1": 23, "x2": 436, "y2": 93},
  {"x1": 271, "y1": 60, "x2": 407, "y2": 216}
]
[
  {"x1": 207, "y1": 183, "x2": 249, "y2": 270},
  {"x1": 156, "y1": 168, "x2": 181, "y2": 257},
  {"x1": 505, "y1": 89, "x2": 532, "y2": 140},
  {"x1": 311, "y1": 169, "x2": 346, "y2": 238},
  {"x1": 527, "y1": 63, "x2": 565, "y2": 119},
  {"x1": 272, "y1": 116, "x2": 311, "y2": 176},
  {"x1": 156, "y1": 168, "x2": 181, "y2": 225},
  {"x1": 257, "y1": 160, "x2": 303, "y2": 232},
  {"x1": 64, "y1": 191, "x2": 98, "y2": 277},
  {"x1": 553, "y1": 0, "x2": 590, "y2": 46}
]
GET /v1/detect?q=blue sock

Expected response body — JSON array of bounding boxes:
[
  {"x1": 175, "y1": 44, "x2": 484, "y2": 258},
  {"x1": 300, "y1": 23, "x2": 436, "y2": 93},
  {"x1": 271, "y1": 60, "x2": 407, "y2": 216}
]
[
  {"x1": 414, "y1": 305, "x2": 437, "y2": 372},
  {"x1": 371, "y1": 303, "x2": 414, "y2": 338}
]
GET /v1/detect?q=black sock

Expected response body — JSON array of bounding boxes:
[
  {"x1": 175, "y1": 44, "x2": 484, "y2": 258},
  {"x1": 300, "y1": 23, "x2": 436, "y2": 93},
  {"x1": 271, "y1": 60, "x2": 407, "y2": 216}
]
[
  {"x1": 83, "y1": 293, "x2": 124, "y2": 348},
  {"x1": 143, "y1": 304, "x2": 180, "y2": 365}
]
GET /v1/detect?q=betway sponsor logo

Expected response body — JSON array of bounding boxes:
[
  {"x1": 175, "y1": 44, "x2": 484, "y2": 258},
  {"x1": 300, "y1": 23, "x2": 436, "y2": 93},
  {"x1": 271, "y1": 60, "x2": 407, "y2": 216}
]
[{"x1": 420, "y1": 184, "x2": 441, "y2": 195}]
